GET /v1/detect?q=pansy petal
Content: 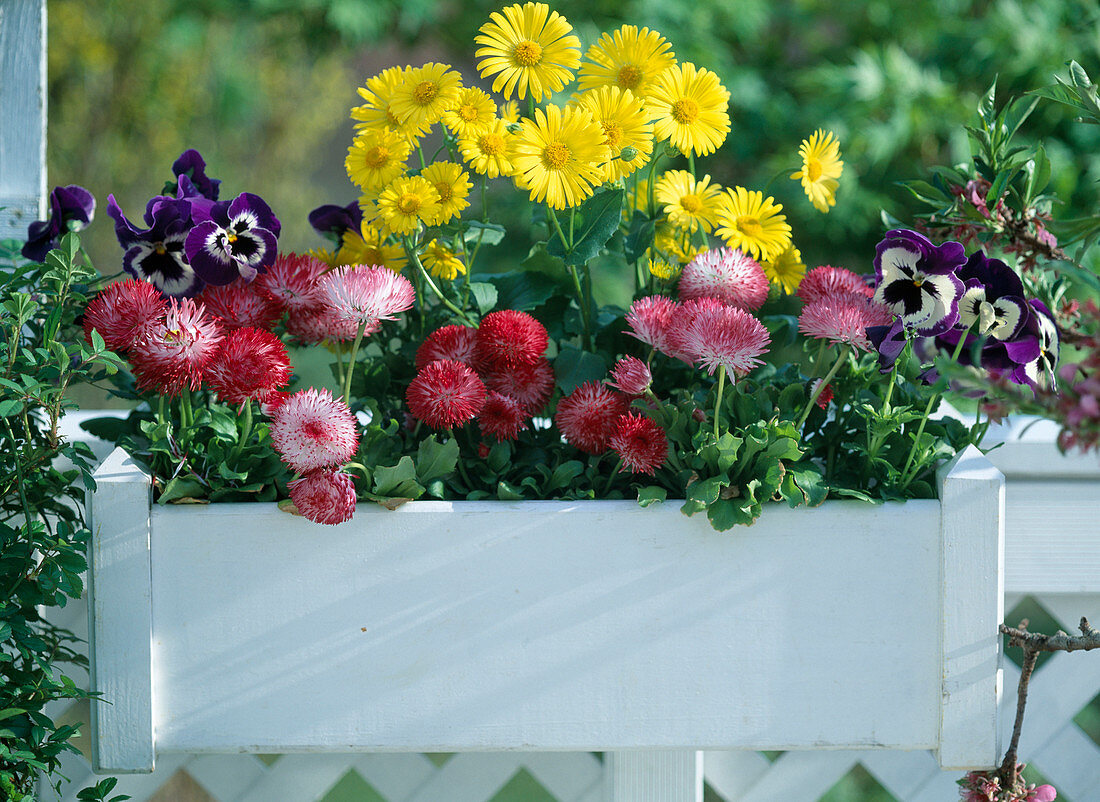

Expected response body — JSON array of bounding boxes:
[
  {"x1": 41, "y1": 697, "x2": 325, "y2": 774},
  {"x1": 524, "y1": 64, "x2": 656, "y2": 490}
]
[
  {"x1": 228, "y1": 192, "x2": 281, "y2": 238},
  {"x1": 185, "y1": 221, "x2": 241, "y2": 285}
]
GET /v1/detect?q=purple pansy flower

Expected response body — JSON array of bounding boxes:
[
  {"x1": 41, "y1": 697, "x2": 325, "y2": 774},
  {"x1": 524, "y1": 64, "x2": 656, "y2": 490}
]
[
  {"x1": 309, "y1": 201, "x2": 363, "y2": 244},
  {"x1": 867, "y1": 319, "x2": 910, "y2": 373},
  {"x1": 873, "y1": 229, "x2": 966, "y2": 336},
  {"x1": 107, "y1": 194, "x2": 202, "y2": 297},
  {"x1": 171, "y1": 149, "x2": 221, "y2": 201},
  {"x1": 22, "y1": 185, "x2": 96, "y2": 263},
  {"x1": 955, "y1": 250, "x2": 1030, "y2": 341},
  {"x1": 184, "y1": 192, "x2": 281, "y2": 285},
  {"x1": 1011, "y1": 299, "x2": 1060, "y2": 390}
]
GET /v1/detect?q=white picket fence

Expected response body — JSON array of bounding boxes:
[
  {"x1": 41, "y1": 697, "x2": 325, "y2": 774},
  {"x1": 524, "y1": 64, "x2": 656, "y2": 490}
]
[{"x1": 31, "y1": 414, "x2": 1100, "y2": 802}]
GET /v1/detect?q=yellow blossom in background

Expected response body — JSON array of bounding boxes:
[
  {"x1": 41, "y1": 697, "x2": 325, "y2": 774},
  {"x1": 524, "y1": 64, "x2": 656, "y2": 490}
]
[
  {"x1": 577, "y1": 25, "x2": 676, "y2": 102},
  {"x1": 373, "y1": 175, "x2": 441, "y2": 236},
  {"x1": 345, "y1": 128, "x2": 412, "y2": 193},
  {"x1": 624, "y1": 178, "x2": 650, "y2": 221},
  {"x1": 474, "y1": 2, "x2": 581, "y2": 102},
  {"x1": 648, "y1": 63, "x2": 731, "y2": 157},
  {"x1": 421, "y1": 161, "x2": 473, "y2": 225},
  {"x1": 654, "y1": 220, "x2": 706, "y2": 264},
  {"x1": 336, "y1": 222, "x2": 408, "y2": 273},
  {"x1": 654, "y1": 169, "x2": 722, "y2": 233},
  {"x1": 390, "y1": 62, "x2": 462, "y2": 129},
  {"x1": 763, "y1": 243, "x2": 806, "y2": 294},
  {"x1": 459, "y1": 117, "x2": 516, "y2": 178},
  {"x1": 511, "y1": 104, "x2": 609, "y2": 209},
  {"x1": 309, "y1": 246, "x2": 338, "y2": 267},
  {"x1": 791, "y1": 129, "x2": 844, "y2": 213},
  {"x1": 499, "y1": 100, "x2": 521, "y2": 124},
  {"x1": 420, "y1": 239, "x2": 467, "y2": 280},
  {"x1": 715, "y1": 186, "x2": 792, "y2": 262},
  {"x1": 647, "y1": 255, "x2": 678, "y2": 281},
  {"x1": 573, "y1": 86, "x2": 652, "y2": 182},
  {"x1": 351, "y1": 66, "x2": 431, "y2": 142},
  {"x1": 443, "y1": 87, "x2": 498, "y2": 139}
]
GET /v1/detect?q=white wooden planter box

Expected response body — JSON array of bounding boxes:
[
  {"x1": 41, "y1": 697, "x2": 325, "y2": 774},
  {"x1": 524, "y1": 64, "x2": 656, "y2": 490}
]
[{"x1": 87, "y1": 445, "x2": 1004, "y2": 777}]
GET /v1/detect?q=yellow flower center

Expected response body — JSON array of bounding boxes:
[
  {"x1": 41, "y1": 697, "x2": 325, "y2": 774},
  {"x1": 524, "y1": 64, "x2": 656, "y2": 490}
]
[
  {"x1": 679, "y1": 194, "x2": 703, "y2": 213},
  {"x1": 155, "y1": 243, "x2": 166, "y2": 255},
  {"x1": 364, "y1": 146, "x2": 390, "y2": 168},
  {"x1": 736, "y1": 215, "x2": 763, "y2": 238},
  {"x1": 513, "y1": 40, "x2": 543, "y2": 67},
  {"x1": 397, "y1": 193, "x2": 422, "y2": 215},
  {"x1": 671, "y1": 98, "x2": 700, "y2": 125},
  {"x1": 542, "y1": 141, "x2": 571, "y2": 170},
  {"x1": 601, "y1": 122, "x2": 623, "y2": 150},
  {"x1": 386, "y1": 109, "x2": 401, "y2": 127},
  {"x1": 479, "y1": 133, "x2": 506, "y2": 156},
  {"x1": 807, "y1": 159, "x2": 823, "y2": 182},
  {"x1": 435, "y1": 182, "x2": 453, "y2": 203},
  {"x1": 413, "y1": 80, "x2": 439, "y2": 106},
  {"x1": 459, "y1": 104, "x2": 480, "y2": 122},
  {"x1": 363, "y1": 247, "x2": 383, "y2": 265},
  {"x1": 226, "y1": 233, "x2": 238, "y2": 244},
  {"x1": 617, "y1": 64, "x2": 643, "y2": 90}
]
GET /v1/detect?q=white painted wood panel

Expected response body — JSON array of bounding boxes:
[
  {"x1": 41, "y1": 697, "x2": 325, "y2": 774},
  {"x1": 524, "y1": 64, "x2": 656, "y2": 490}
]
[
  {"x1": 605, "y1": 751, "x2": 703, "y2": 802},
  {"x1": 0, "y1": 0, "x2": 47, "y2": 240}
]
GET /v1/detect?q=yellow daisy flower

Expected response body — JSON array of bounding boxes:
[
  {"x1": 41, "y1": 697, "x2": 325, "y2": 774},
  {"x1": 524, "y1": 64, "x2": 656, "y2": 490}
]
[
  {"x1": 373, "y1": 175, "x2": 441, "y2": 236},
  {"x1": 309, "y1": 246, "x2": 338, "y2": 267},
  {"x1": 390, "y1": 62, "x2": 463, "y2": 129},
  {"x1": 573, "y1": 86, "x2": 653, "y2": 182},
  {"x1": 442, "y1": 87, "x2": 498, "y2": 139},
  {"x1": 499, "y1": 100, "x2": 521, "y2": 124},
  {"x1": 474, "y1": 2, "x2": 581, "y2": 102},
  {"x1": 351, "y1": 66, "x2": 431, "y2": 142},
  {"x1": 577, "y1": 25, "x2": 676, "y2": 101},
  {"x1": 653, "y1": 169, "x2": 723, "y2": 233},
  {"x1": 421, "y1": 161, "x2": 472, "y2": 225},
  {"x1": 345, "y1": 128, "x2": 412, "y2": 193},
  {"x1": 336, "y1": 222, "x2": 408, "y2": 273},
  {"x1": 763, "y1": 243, "x2": 806, "y2": 294},
  {"x1": 648, "y1": 63, "x2": 731, "y2": 157},
  {"x1": 511, "y1": 104, "x2": 610, "y2": 209},
  {"x1": 714, "y1": 186, "x2": 792, "y2": 263},
  {"x1": 791, "y1": 129, "x2": 844, "y2": 213},
  {"x1": 459, "y1": 117, "x2": 516, "y2": 178},
  {"x1": 647, "y1": 255, "x2": 679, "y2": 281},
  {"x1": 420, "y1": 239, "x2": 467, "y2": 280},
  {"x1": 623, "y1": 178, "x2": 649, "y2": 222}
]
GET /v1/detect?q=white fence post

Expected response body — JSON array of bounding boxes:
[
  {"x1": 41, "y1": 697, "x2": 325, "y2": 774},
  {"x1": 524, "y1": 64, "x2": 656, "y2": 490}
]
[
  {"x1": 605, "y1": 751, "x2": 703, "y2": 802},
  {"x1": 0, "y1": 0, "x2": 47, "y2": 240}
]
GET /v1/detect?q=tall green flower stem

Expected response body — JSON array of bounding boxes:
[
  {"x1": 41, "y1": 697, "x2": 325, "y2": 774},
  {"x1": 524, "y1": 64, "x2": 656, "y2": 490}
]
[
  {"x1": 713, "y1": 365, "x2": 727, "y2": 439},
  {"x1": 867, "y1": 362, "x2": 900, "y2": 459},
  {"x1": 179, "y1": 387, "x2": 194, "y2": 429},
  {"x1": 796, "y1": 343, "x2": 851, "y2": 430},
  {"x1": 899, "y1": 325, "x2": 974, "y2": 486},
  {"x1": 688, "y1": 152, "x2": 696, "y2": 179},
  {"x1": 604, "y1": 457, "x2": 624, "y2": 495},
  {"x1": 646, "y1": 151, "x2": 665, "y2": 217},
  {"x1": 404, "y1": 238, "x2": 476, "y2": 325},
  {"x1": 342, "y1": 320, "x2": 369, "y2": 403},
  {"x1": 230, "y1": 401, "x2": 254, "y2": 464},
  {"x1": 546, "y1": 205, "x2": 593, "y2": 349}
]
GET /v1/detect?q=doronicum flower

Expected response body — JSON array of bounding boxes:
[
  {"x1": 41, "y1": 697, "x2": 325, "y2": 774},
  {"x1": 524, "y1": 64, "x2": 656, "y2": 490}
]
[
  {"x1": 336, "y1": 222, "x2": 409, "y2": 273},
  {"x1": 511, "y1": 104, "x2": 609, "y2": 209},
  {"x1": 647, "y1": 63, "x2": 731, "y2": 157},
  {"x1": 420, "y1": 239, "x2": 467, "y2": 280},
  {"x1": 460, "y1": 117, "x2": 516, "y2": 179},
  {"x1": 577, "y1": 25, "x2": 676, "y2": 101},
  {"x1": 443, "y1": 87, "x2": 498, "y2": 139},
  {"x1": 572, "y1": 86, "x2": 653, "y2": 182},
  {"x1": 390, "y1": 62, "x2": 463, "y2": 129},
  {"x1": 345, "y1": 128, "x2": 412, "y2": 194},
  {"x1": 647, "y1": 255, "x2": 678, "y2": 281},
  {"x1": 407, "y1": 359, "x2": 487, "y2": 429},
  {"x1": 372, "y1": 175, "x2": 441, "y2": 236},
  {"x1": 288, "y1": 469, "x2": 357, "y2": 526},
  {"x1": 715, "y1": 186, "x2": 792, "y2": 263},
  {"x1": 654, "y1": 170, "x2": 723, "y2": 234},
  {"x1": 351, "y1": 66, "x2": 431, "y2": 142},
  {"x1": 474, "y1": 2, "x2": 581, "y2": 102},
  {"x1": 269, "y1": 387, "x2": 359, "y2": 473},
  {"x1": 763, "y1": 244, "x2": 807, "y2": 295},
  {"x1": 679, "y1": 247, "x2": 770, "y2": 312},
  {"x1": 421, "y1": 161, "x2": 472, "y2": 225},
  {"x1": 790, "y1": 129, "x2": 843, "y2": 213},
  {"x1": 206, "y1": 326, "x2": 293, "y2": 405}
]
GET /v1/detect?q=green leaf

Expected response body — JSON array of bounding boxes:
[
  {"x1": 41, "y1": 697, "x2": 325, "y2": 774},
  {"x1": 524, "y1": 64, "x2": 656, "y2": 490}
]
[
  {"x1": 496, "y1": 480, "x2": 525, "y2": 500},
  {"x1": 978, "y1": 79, "x2": 997, "y2": 125},
  {"x1": 706, "y1": 497, "x2": 756, "y2": 530},
  {"x1": 715, "y1": 432, "x2": 742, "y2": 473},
  {"x1": 486, "y1": 440, "x2": 510, "y2": 473},
  {"x1": 790, "y1": 466, "x2": 828, "y2": 506},
  {"x1": 1024, "y1": 144, "x2": 1051, "y2": 203},
  {"x1": 487, "y1": 270, "x2": 561, "y2": 311},
  {"x1": 469, "y1": 282, "x2": 498, "y2": 315},
  {"x1": 157, "y1": 478, "x2": 206, "y2": 505},
  {"x1": 0, "y1": 399, "x2": 22, "y2": 417},
  {"x1": 373, "y1": 456, "x2": 425, "y2": 498},
  {"x1": 623, "y1": 210, "x2": 656, "y2": 263},
  {"x1": 416, "y1": 435, "x2": 459, "y2": 484},
  {"x1": 462, "y1": 220, "x2": 506, "y2": 246},
  {"x1": 216, "y1": 463, "x2": 249, "y2": 482},
  {"x1": 553, "y1": 344, "x2": 607, "y2": 395},
  {"x1": 545, "y1": 460, "x2": 584, "y2": 491},
  {"x1": 0, "y1": 708, "x2": 26, "y2": 723},
  {"x1": 686, "y1": 476, "x2": 724, "y2": 506},
  {"x1": 1070, "y1": 60, "x2": 1092, "y2": 89},
  {"x1": 637, "y1": 486, "x2": 666, "y2": 507},
  {"x1": 545, "y1": 188, "x2": 624, "y2": 267}
]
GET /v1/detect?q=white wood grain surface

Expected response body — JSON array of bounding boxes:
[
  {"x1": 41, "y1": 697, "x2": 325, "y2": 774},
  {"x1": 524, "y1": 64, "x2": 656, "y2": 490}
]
[{"x1": 0, "y1": 0, "x2": 46, "y2": 240}]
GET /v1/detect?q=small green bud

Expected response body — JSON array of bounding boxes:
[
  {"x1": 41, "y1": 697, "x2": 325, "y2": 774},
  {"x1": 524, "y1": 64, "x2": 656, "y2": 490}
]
[{"x1": 619, "y1": 145, "x2": 638, "y2": 163}]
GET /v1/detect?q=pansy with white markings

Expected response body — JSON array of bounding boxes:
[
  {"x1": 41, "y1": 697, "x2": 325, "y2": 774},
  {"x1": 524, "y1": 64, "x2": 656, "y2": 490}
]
[
  {"x1": 955, "y1": 250, "x2": 1029, "y2": 341},
  {"x1": 873, "y1": 229, "x2": 966, "y2": 336},
  {"x1": 1014, "y1": 299, "x2": 1060, "y2": 390},
  {"x1": 184, "y1": 193, "x2": 282, "y2": 285},
  {"x1": 107, "y1": 193, "x2": 202, "y2": 297}
]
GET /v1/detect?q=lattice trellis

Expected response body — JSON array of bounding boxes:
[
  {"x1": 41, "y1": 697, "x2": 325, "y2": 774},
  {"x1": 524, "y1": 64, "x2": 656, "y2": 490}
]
[{"x1": 38, "y1": 592, "x2": 1100, "y2": 802}]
